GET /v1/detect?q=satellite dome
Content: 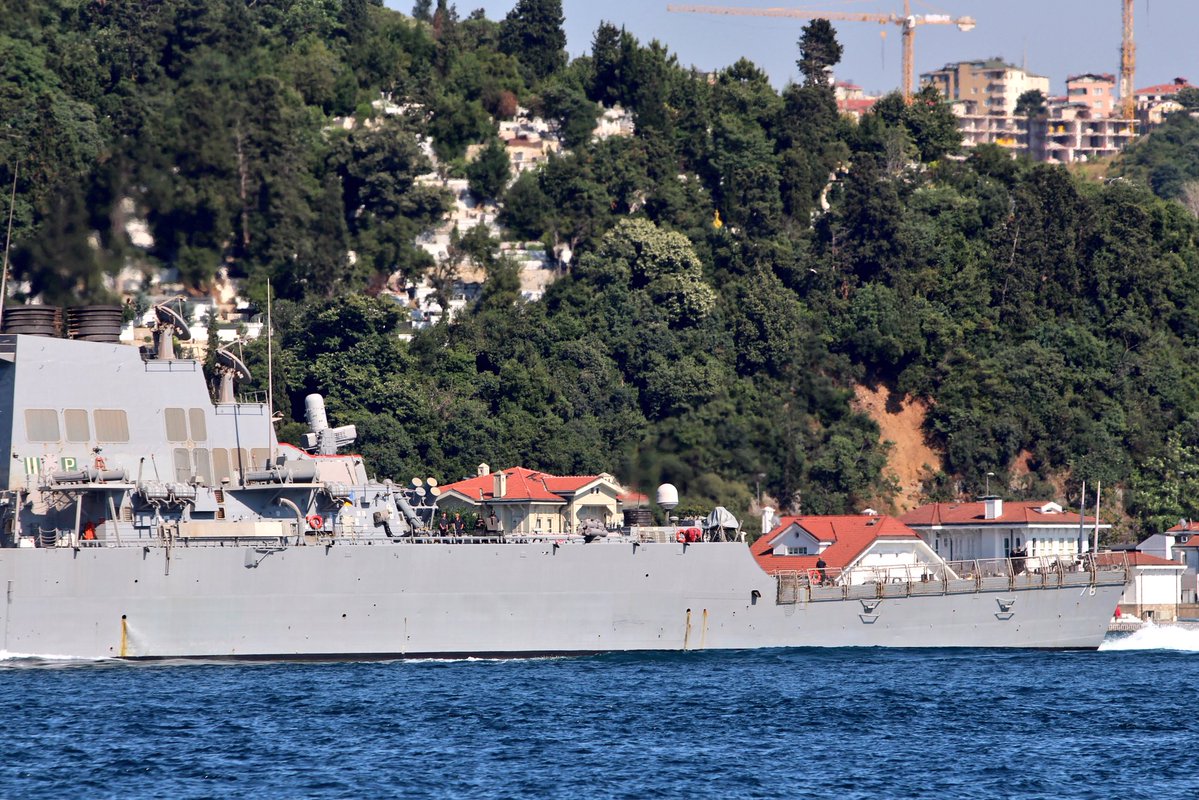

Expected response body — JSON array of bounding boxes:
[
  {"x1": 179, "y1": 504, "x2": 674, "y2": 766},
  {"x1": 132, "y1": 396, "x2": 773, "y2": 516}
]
[{"x1": 656, "y1": 483, "x2": 679, "y2": 510}]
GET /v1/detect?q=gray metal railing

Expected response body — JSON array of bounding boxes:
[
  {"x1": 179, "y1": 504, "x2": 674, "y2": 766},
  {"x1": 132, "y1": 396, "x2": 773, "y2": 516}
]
[{"x1": 776, "y1": 552, "x2": 1130, "y2": 605}]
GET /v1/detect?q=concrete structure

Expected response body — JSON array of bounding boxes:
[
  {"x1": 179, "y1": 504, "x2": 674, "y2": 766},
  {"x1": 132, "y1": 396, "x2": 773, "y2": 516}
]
[
  {"x1": 1107, "y1": 552, "x2": 1185, "y2": 622},
  {"x1": 921, "y1": 59, "x2": 1049, "y2": 117},
  {"x1": 950, "y1": 106, "x2": 1030, "y2": 151},
  {"x1": 947, "y1": 101, "x2": 1137, "y2": 164},
  {"x1": 1066, "y1": 73, "x2": 1117, "y2": 118},
  {"x1": 1041, "y1": 105, "x2": 1137, "y2": 163},
  {"x1": 435, "y1": 465, "x2": 628, "y2": 536},
  {"x1": 901, "y1": 499, "x2": 1107, "y2": 562}
]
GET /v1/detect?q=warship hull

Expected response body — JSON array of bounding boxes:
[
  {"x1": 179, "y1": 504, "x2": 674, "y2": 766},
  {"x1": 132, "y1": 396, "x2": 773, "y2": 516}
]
[{"x1": 0, "y1": 541, "x2": 1126, "y2": 659}]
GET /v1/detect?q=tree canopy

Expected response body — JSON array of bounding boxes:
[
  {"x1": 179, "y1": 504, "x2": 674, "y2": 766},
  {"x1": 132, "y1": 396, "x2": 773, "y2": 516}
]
[{"x1": 5, "y1": 1, "x2": 1199, "y2": 541}]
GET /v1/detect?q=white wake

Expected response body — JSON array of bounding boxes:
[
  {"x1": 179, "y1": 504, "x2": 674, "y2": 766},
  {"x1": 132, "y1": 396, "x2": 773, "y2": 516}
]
[
  {"x1": 0, "y1": 650, "x2": 111, "y2": 662},
  {"x1": 1099, "y1": 622, "x2": 1199, "y2": 652}
]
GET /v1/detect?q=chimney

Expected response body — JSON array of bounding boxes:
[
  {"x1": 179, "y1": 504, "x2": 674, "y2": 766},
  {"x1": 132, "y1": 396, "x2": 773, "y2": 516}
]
[
  {"x1": 493, "y1": 470, "x2": 507, "y2": 499},
  {"x1": 761, "y1": 506, "x2": 776, "y2": 536},
  {"x1": 984, "y1": 497, "x2": 1003, "y2": 520},
  {"x1": 477, "y1": 463, "x2": 490, "y2": 477}
]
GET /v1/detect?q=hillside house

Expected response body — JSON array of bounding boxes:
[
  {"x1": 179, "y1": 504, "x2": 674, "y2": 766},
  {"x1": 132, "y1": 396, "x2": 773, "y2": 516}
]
[
  {"x1": 751, "y1": 514, "x2": 941, "y2": 581},
  {"x1": 435, "y1": 465, "x2": 627, "y2": 536},
  {"x1": 901, "y1": 498, "x2": 1106, "y2": 562}
]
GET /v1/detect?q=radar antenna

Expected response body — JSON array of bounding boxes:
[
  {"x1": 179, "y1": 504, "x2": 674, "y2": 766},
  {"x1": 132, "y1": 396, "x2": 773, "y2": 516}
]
[
  {"x1": 214, "y1": 346, "x2": 252, "y2": 404},
  {"x1": 152, "y1": 299, "x2": 192, "y2": 361}
]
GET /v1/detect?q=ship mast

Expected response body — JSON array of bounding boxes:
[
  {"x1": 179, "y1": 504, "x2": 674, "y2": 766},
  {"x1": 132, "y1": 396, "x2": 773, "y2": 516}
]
[
  {"x1": 266, "y1": 279, "x2": 276, "y2": 464},
  {"x1": 0, "y1": 165, "x2": 16, "y2": 328}
]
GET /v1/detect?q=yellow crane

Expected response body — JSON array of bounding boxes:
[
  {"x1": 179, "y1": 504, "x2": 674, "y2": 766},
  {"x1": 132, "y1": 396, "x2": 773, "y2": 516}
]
[
  {"x1": 666, "y1": 1, "x2": 975, "y2": 101},
  {"x1": 1120, "y1": 0, "x2": 1135, "y2": 119}
]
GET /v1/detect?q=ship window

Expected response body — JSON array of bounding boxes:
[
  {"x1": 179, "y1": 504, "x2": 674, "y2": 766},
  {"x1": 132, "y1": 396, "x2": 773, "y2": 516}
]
[
  {"x1": 212, "y1": 448, "x2": 231, "y2": 484},
  {"x1": 25, "y1": 409, "x2": 60, "y2": 442},
  {"x1": 251, "y1": 447, "x2": 270, "y2": 470},
  {"x1": 64, "y1": 409, "x2": 90, "y2": 442},
  {"x1": 173, "y1": 448, "x2": 191, "y2": 482},
  {"x1": 94, "y1": 410, "x2": 130, "y2": 443},
  {"x1": 193, "y1": 448, "x2": 212, "y2": 485},
  {"x1": 165, "y1": 408, "x2": 187, "y2": 442},
  {"x1": 189, "y1": 409, "x2": 207, "y2": 441}
]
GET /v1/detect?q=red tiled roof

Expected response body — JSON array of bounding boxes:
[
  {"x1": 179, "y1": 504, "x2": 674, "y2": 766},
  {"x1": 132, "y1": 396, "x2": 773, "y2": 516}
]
[
  {"x1": 439, "y1": 466, "x2": 578, "y2": 503},
  {"x1": 540, "y1": 475, "x2": 601, "y2": 493},
  {"x1": 1100, "y1": 552, "x2": 1183, "y2": 568},
  {"x1": 617, "y1": 491, "x2": 649, "y2": 505},
  {"x1": 751, "y1": 515, "x2": 921, "y2": 574},
  {"x1": 1172, "y1": 532, "x2": 1199, "y2": 547},
  {"x1": 1136, "y1": 82, "x2": 1192, "y2": 96},
  {"x1": 1165, "y1": 520, "x2": 1199, "y2": 534},
  {"x1": 838, "y1": 98, "x2": 877, "y2": 113},
  {"x1": 902, "y1": 501, "x2": 1101, "y2": 528}
]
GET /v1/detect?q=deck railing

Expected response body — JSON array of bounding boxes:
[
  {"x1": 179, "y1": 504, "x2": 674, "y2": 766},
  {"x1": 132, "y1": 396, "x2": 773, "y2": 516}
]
[{"x1": 776, "y1": 552, "x2": 1130, "y2": 605}]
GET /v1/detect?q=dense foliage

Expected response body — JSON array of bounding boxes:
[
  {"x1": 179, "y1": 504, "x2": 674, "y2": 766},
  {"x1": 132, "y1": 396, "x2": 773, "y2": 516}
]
[{"x1": 5, "y1": 1, "x2": 1199, "y2": 538}]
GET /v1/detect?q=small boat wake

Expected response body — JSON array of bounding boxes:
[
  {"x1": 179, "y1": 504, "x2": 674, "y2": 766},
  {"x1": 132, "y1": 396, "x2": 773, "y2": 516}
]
[{"x1": 1099, "y1": 622, "x2": 1199, "y2": 652}]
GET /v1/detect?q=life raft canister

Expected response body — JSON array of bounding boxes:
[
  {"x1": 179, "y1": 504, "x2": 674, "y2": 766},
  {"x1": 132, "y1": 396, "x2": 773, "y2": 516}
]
[{"x1": 306, "y1": 514, "x2": 324, "y2": 530}]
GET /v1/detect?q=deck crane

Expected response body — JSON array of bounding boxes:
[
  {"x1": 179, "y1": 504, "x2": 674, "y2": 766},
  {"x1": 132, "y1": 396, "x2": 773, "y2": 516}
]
[
  {"x1": 666, "y1": 1, "x2": 975, "y2": 101},
  {"x1": 1120, "y1": 0, "x2": 1135, "y2": 119}
]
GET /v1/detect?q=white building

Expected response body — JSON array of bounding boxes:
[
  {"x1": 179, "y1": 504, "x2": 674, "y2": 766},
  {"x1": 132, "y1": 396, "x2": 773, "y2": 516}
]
[
  {"x1": 921, "y1": 58, "x2": 1049, "y2": 117},
  {"x1": 1108, "y1": 552, "x2": 1185, "y2": 622},
  {"x1": 1158, "y1": 522, "x2": 1199, "y2": 604},
  {"x1": 901, "y1": 498, "x2": 1107, "y2": 562}
]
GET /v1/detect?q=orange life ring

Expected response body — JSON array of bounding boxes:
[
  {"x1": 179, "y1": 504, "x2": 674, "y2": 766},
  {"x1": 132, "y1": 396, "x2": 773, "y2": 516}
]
[
  {"x1": 306, "y1": 514, "x2": 324, "y2": 530},
  {"x1": 808, "y1": 568, "x2": 822, "y2": 584},
  {"x1": 676, "y1": 531, "x2": 687, "y2": 543}
]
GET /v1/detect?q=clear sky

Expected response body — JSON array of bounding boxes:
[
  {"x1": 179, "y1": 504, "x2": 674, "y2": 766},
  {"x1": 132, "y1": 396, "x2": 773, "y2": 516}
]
[{"x1": 386, "y1": 0, "x2": 1199, "y2": 96}]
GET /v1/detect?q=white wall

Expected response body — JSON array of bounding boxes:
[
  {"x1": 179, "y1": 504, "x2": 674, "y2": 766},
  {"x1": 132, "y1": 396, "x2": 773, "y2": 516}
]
[{"x1": 1121, "y1": 568, "x2": 1183, "y2": 607}]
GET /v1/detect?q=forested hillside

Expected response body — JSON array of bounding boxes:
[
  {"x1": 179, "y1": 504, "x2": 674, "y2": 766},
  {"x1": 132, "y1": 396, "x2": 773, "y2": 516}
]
[{"x1": 5, "y1": 0, "x2": 1199, "y2": 538}]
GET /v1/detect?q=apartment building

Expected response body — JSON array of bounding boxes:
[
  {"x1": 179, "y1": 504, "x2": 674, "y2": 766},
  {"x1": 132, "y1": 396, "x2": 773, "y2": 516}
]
[
  {"x1": 921, "y1": 58, "x2": 1049, "y2": 116},
  {"x1": 1065, "y1": 73, "x2": 1116, "y2": 117},
  {"x1": 1041, "y1": 105, "x2": 1137, "y2": 163}
]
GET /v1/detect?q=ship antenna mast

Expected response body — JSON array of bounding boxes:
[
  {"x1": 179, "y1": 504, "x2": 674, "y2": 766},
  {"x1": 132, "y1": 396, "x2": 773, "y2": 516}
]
[
  {"x1": 0, "y1": 165, "x2": 16, "y2": 329},
  {"x1": 266, "y1": 279, "x2": 276, "y2": 464}
]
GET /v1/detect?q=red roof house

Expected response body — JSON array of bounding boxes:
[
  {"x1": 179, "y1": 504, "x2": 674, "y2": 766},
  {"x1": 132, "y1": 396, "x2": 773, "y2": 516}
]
[
  {"x1": 435, "y1": 466, "x2": 627, "y2": 536},
  {"x1": 751, "y1": 514, "x2": 928, "y2": 575}
]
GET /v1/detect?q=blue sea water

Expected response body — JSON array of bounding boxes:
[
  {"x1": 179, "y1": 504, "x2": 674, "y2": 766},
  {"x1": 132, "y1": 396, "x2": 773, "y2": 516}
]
[{"x1": 2, "y1": 626, "x2": 1198, "y2": 800}]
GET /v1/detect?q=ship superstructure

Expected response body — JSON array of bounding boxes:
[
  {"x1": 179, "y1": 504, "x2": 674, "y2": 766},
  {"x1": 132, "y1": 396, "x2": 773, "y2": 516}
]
[{"x1": 0, "y1": 326, "x2": 1130, "y2": 659}]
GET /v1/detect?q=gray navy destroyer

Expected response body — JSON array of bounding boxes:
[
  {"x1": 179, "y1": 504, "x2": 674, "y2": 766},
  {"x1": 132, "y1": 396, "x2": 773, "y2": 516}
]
[{"x1": 0, "y1": 306, "x2": 1130, "y2": 659}]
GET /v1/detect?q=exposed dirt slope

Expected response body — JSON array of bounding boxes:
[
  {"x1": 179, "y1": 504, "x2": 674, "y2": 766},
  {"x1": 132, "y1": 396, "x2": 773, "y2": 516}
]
[{"x1": 853, "y1": 384, "x2": 942, "y2": 513}]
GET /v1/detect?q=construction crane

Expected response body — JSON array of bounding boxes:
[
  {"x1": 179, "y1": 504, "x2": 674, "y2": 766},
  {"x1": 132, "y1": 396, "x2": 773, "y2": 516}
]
[
  {"x1": 1120, "y1": 0, "x2": 1135, "y2": 119},
  {"x1": 666, "y1": 2, "x2": 975, "y2": 101}
]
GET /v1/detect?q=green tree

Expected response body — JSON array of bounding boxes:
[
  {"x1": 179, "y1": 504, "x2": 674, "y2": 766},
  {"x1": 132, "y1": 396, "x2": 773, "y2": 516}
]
[
  {"x1": 903, "y1": 84, "x2": 962, "y2": 162},
  {"x1": 797, "y1": 19, "x2": 842, "y2": 88},
  {"x1": 499, "y1": 0, "x2": 566, "y2": 83},
  {"x1": 467, "y1": 137, "x2": 512, "y2": 203},
  {"x1": 1015, "y1": 88, "x2": 1047, "y2": 118}
]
